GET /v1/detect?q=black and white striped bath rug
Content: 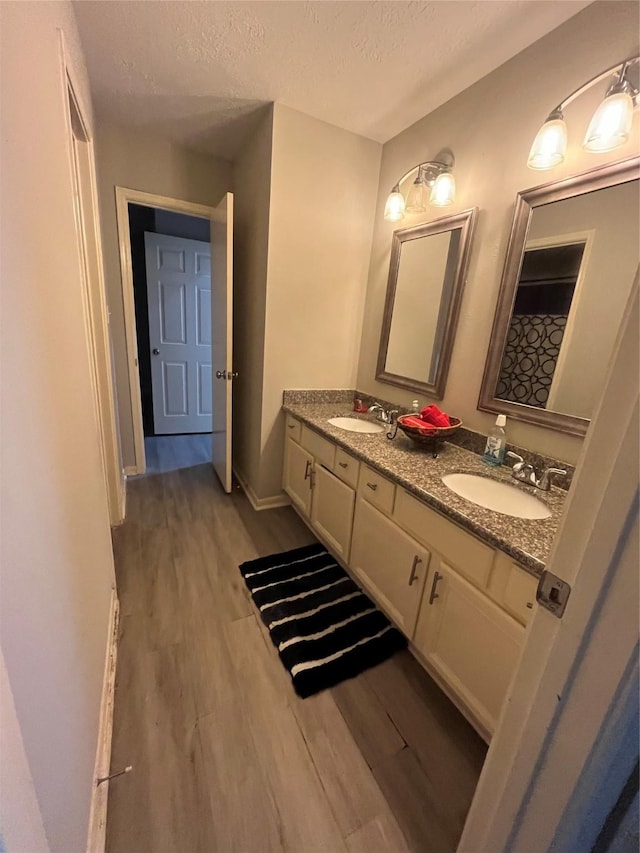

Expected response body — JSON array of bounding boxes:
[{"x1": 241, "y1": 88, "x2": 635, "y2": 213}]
[{"x1": 239, "y1": 543, "x2": 407, "y2": 698}]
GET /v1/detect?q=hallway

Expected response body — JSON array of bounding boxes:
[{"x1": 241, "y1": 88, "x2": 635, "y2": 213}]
[{"x1": 108, "y1": 459, "x2": 486, "y2": 852}]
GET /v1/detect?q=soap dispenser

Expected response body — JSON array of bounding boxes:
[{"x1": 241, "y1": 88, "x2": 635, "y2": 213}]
[{"x1": 483, "y1": 415, "x2": 507, "y2": 467}]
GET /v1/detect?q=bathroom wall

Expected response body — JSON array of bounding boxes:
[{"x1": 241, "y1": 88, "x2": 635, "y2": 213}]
[
  {"x1": 256, "y1": 104, "x2": 382, "y2": 499},
  {"x1": 95, "y1": 120, "x2": 232, "y2": 469},
  {"x1": 356, "y1": 0, "x2": 640, "y2": 464},
  {"x1": 232, "y1": 107, "x2": 274, "y2": 494},
  {"x1": 1, "y1": 2, "x2": 116, "y2": 849}
]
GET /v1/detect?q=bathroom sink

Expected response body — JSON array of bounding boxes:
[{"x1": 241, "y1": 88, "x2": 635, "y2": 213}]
[
  {"x1": 328, "y1": 417, "x2": 385, "y2": 434},
  {"x1": 441, "y1": 473, "x2": 551, "y2": 520}
]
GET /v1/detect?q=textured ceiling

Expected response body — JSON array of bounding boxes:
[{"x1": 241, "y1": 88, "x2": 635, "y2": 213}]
[{"x1": 73, "y1": 0, "x2": 591, "y2": 160}]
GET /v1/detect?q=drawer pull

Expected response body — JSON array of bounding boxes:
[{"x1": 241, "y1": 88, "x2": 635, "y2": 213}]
[
  {"x1": 366, "y1": 482, "x2": 378, "y2": 491},
  {"x1": 429, "y1": 571, "x2": 442, "y2": 605},
  {"x1": 338, "y1": 461, "x2": 348, "y2": 469},
  {"x1": 526, "y1": 602, "x2": 533, "y2": 609},
  {"x1": 288, "y1": 423, "x2": 296, "y2": 430},
  {"x1": 408, "y1": 555, "x2": 422, "y2": 586},
  {"x1": 304, "y1": 460, "x2": 312, "y2": 480}
]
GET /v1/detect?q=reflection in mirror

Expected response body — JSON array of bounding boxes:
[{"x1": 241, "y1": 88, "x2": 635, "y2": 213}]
[
  {"x1": 377, "y1": 209, "x2": 477, "y2": 399},
  {"x1": 479, "y1": 158, "x2": 639, "y2": 435}
]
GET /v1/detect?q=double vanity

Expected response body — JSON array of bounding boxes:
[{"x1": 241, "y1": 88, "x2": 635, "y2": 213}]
[{"x1": 282, "y1": 395, "x2": 567, "y2": 742}]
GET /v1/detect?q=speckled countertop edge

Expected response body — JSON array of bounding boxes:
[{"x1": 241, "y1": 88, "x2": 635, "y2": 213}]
[{"x1": 283, "y1": 401, "x2": 567, "y2": 576}]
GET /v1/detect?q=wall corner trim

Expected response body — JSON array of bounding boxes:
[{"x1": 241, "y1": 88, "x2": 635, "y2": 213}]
[
  {"x1": 233, "y1": 467, "x2": 291, "y2": 511},
  {"x1": 86, "y1": 587, "x2": 120, "y2": 853}
]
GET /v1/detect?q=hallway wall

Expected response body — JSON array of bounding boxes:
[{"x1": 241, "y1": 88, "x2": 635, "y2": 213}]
[
  {"x1": 0, "y1": 2, "x2": 116, "y2": 849},
  {"x1": 94, "y1": 120, "x2": 232, "y2": 470}
]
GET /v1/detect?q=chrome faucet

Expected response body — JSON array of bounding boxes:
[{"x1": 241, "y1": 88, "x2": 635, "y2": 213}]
[
  {"x1": 367, "y1": 402, "x2": 399, "y2": 425},
  {"x1": 506, "y1": 452, "x2": 567, "y2": 492}
]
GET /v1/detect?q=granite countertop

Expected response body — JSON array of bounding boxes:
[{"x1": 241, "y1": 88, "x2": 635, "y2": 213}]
[{"x1": 283, "y1": 401, "x2": 567, "y2": 576}]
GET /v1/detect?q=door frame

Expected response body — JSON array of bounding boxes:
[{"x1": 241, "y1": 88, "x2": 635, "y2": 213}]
[
  {"x1": 114, "y1": 187, "x2": 224, "y2": 475},
  {"x1": 60, "y1": 33, "x2": 124, "y2": 524}
]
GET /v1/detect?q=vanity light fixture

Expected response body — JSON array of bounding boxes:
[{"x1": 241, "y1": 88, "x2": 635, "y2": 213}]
[
  {"x1": 384, "y1": 157, "x2": 455, "y2": 221},
  {"x1": 528, "y1": 55, "x2": 639, "y2": 170}
]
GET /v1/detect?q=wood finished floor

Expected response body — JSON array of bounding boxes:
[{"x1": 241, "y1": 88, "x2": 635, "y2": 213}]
[{"x1": 109, "y1": 451, "x2": 486, "y2": 853}]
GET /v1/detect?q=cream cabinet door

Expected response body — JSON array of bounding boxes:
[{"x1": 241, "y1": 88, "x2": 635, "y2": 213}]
[
  {"x1": 310, "y1": 464, "x2": 356, "y2": 562},
  {"x1": 415, "y1": 562, "x2": 524, "y2": 737},
  {"x1": 350, "y1": 497, "x2": 430, "y2": 637},
  {"x1": 283, "y1": 437, "x2": 313, "y2": 517}
]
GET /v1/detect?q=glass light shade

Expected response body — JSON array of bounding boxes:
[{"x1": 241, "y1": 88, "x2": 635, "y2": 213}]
[
  {"x1": 583, "y1": 90, "x2": 634, "y2": 152},
  {"x1": 384, "y1": 191, "x2": 406, "y2": 222},
  {"x1": 527, "y1": 116, "x2": 567, "y2": 170},
  {"x1": 405, "y1": 178, "x2": 427, "y2": 213},
  {"x1": 429, "y1": 172, "x2": 455, "y2": 206}
]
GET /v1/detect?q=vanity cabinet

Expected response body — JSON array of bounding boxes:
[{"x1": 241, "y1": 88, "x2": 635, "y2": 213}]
[
  {"x1": 351, "y1": 497, "x2": 429, "y2": 637},
  {"x1": 281, "y1": 413, "x2": 536, "y2": 740},
  {"x1": 283, "y1": 416, "x2": 358, "y2": 559},
  {"x1": 413, "y1": 560, "x2": 524, "y2": 736},
  {"x1": 283, "y1": 437, "x2": 314, "y2": 516},
  {"x1": 310, "y1": 464, "x2": 356, "y2": 562}
]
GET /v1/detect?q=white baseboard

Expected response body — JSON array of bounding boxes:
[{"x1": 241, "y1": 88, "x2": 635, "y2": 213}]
[
  {"x1": 86, "y1": 587, "x2": 120, "y2": 853},
  {"x1": 233, "y1": 467, "x2": 290, "y2": 511}
]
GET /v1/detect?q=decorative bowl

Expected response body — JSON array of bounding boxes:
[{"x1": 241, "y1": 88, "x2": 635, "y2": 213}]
[{"x1": 396, "y1": 414, "x2": 463, "y2": 446}]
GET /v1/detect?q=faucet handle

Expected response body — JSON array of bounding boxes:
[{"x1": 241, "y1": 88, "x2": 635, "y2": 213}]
[
  {"x1": 538, "y1": 467, "x2": 567, "y2": 491},
  {"x1": 506, "y1": 451, "x2": 526, "y2": 472}
]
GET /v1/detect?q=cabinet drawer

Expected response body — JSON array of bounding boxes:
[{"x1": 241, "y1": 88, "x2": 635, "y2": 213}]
[
  {"x1": 394, "y1": 490, "x2": 494, "y2": 588},
  {"x1": 504, "y1": 565, "x2": 538, "y2": 625},
  {"x1": 358, "y1": 464, "x2": 395, "y2": 515},
  {"x1": 301, "y1": 425, "x2": 335, "y2": 470},
  {"x1": 333, "y1": 448, "x2": 360, "y2": 488},
  {"x1": 285, "y1": 414, "x2": 301, "y2": 443}
]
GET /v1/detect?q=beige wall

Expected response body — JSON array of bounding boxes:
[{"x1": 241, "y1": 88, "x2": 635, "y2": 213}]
[
  {"x1": 232, "y1": 107, "x2": 274, "y2": 492},
  {"x1": 94, "y1": 120, "x2": 232, "y2": 469},
  {"x1": 256, "y1": 104, "x2": 382, "y2": 499},
  {"x1": 0, "y1": 2, "x2": 115, "y2": 849},
  {"x1": 356, "y1": 1, "x2": 640, "y2": 464}
]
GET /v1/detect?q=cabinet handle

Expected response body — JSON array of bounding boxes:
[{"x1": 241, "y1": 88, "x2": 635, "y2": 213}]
[
  {"x1": 526, "y1": 602, "x2": 533, "y2": 609},
  {"x1": 338, "y1": 461, "x2": 348, "y2": 469},
  {"x1": 304, "y1": 460, "x2": 312, "y2": 480},
  {"x1": 288, "y1": 423, "x2": 296, "y2": 430},
  {"x1": 429, "y1": 571, "x2": 442, "y2": 605},
  {"x1": 408, "y1": 555, "x2": 422, "y2": 586},
  {"x1": 366, "y1": 482, "x2": 378, "y2": 491}
]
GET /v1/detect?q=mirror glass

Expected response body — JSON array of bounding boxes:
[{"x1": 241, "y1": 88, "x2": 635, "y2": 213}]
[
  {"x1": 479, "y1": 160, "x2": 639, "y2": 435},
  {"x1": 377, "y1": 209, "x2": 476, "y2": 398}
]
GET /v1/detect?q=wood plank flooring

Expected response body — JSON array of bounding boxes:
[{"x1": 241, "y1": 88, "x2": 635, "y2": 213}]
[{"x1": 108, "y1": 455, "x2": 486, "y2": 853}]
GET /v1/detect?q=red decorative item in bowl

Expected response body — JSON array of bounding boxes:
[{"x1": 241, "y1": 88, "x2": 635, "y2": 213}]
[{"x1": 396, "y1": 414, "x2": 463, "y2": 446}]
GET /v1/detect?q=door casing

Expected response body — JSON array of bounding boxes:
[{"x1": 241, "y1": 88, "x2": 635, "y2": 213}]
[{"x1": 115, "y1": 187, "x2": 225, "y2": 475}]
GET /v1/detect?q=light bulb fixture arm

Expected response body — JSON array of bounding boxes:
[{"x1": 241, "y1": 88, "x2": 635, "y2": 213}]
[
  {"x1": 387, "y1": 156, "x2": 454, "y2": 193},
  {"x1": 549, "y1": 54, "x2": 640, "y2": 117}
]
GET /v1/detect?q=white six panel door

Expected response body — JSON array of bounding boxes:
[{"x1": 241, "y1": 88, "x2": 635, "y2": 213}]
[{"x1": 144, "y1": 232, "x2": 213, "y2": 435}]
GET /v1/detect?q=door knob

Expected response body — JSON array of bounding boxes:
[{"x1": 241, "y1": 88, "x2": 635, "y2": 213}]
[
  {"x1": 216, "y1": 370, "x2": 226, "y2": 379},
  {"x1": 152, "y1": 348, "x2": 160, "y2": 355}
]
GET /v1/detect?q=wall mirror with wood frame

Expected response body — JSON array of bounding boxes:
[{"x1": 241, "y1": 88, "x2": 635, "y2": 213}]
[
  {"x1": 479, "y1": 157, "x2": 639, "y2": 437},
  {"x1": 376, "y1": 208, "x2": 477, "y2": 399}
]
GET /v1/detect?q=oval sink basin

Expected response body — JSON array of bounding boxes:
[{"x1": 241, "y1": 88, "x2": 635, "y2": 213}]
[
  {"x1": 442, "y1": 473, "x2": 551, "y2": 520},
  {"x1": 328, "y1": 417, "x2": 385, "y2": 434}
]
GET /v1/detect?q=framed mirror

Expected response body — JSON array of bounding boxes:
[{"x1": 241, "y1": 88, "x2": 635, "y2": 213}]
[
  {"x1": 479, "y1": 157, "x2": 639, "y2": 436},
  {"x1": 376, "y1": 208, "x2": 477, "y2": 398}
]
